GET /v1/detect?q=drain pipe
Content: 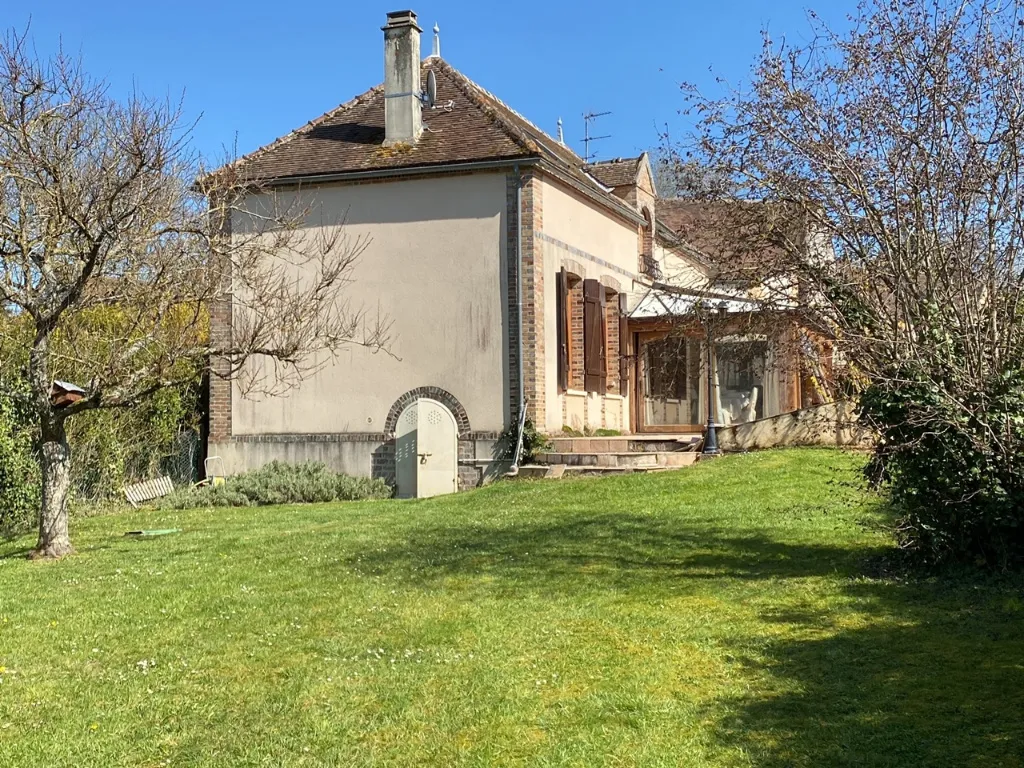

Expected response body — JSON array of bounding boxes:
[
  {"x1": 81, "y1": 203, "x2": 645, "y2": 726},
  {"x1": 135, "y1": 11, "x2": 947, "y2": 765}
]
[{"x1": 506, "y1": 164, "x2": 527, "y2": 477}]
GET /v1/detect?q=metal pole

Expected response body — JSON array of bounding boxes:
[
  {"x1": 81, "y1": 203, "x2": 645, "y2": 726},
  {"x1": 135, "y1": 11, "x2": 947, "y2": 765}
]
[
  {"x1": 583, "y1": 116, "x2": 590, "y2": 164},
  {"x1": 703, "y1": 312, "x2": 720, "y2": 456}
]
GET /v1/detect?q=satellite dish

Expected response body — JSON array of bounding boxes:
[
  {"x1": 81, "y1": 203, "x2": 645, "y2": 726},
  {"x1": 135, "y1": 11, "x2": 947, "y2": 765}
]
[{"x1": 425, "y1": 70, "x2": 437, "y2": 109}]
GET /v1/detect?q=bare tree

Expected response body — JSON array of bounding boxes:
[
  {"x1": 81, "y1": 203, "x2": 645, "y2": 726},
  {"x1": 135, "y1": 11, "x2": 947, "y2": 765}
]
[
  {"x1": 650, "y1": 146, "x2": 735, "y2": 200},
  {"x1": 669, "y1": 0, "x2": 1024, "y2": 563},
  {"x1": 0, "y1": 31, "x2": 389, "y2": 558}
]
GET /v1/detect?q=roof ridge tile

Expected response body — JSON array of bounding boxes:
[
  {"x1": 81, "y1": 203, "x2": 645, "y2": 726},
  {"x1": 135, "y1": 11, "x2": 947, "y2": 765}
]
[{"x1": 430, "y1": 59, "x2": 541, "y2": 156}]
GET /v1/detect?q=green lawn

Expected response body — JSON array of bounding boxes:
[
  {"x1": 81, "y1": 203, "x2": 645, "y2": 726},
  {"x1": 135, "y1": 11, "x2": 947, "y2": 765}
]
[{"x1": 1, "y1": 449, "x2": 1022, "y2": 767}]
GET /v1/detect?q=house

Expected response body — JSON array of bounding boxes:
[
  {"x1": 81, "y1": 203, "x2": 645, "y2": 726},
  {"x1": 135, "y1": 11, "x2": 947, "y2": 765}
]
[{"x1": 207, "y1": 10, "x2": 811, "y2": 497}]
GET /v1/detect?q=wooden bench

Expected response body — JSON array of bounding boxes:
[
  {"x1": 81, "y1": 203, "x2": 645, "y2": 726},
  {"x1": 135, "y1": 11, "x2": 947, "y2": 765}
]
[{"x1": 123, "y1": 476, "x2": 174, "y2": 507}]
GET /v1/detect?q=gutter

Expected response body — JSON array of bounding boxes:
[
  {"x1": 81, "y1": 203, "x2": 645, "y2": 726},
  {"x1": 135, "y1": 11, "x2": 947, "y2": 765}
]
[
  {"x1": 257, "y1": 156, "x2": 647, "y2": 232},
  {"x1": 506, "y1": 163, "x2": 527, "y2": 477},
  {"x1": 259, "y1": 157, "x2": 540, "y2": 188}
]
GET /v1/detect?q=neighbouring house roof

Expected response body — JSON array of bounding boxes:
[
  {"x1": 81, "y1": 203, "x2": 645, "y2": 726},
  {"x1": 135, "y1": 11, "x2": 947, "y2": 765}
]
[
  {"x1": 585, "y1": 157, "x2": 642, "y2": 189},
  {"x1": 222, "y1": 58, "x2": 645, "y2": 226},
  {"x1": 656, "y1": 199, "x2": 804, "y2": 275},
  {"x1": 656, "y1": 200, "x2": 727, "y2": 260},
  {"x1": 653, "y1": 218, "x2": 712, "y2": 268}
]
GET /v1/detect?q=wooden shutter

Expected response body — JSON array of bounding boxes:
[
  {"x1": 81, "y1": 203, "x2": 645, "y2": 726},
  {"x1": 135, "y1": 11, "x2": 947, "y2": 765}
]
[
  {"x1": 618, "y1": 293, "x2": 630, "y2": 390},
  {"x1": 556, "y1": 269, "x2": 569, "y2": 392},
  {"x1": 584, "y1": 279, "x2": 607, "y2": 394}
]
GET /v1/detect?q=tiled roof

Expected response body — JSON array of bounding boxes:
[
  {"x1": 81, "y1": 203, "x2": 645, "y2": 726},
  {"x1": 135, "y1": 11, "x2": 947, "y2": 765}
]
[
  {"x1": 228, "y1": 59, "x2": 530, "y2": 181},
  {"x1": 657, "y1": 200, "x2": 720, "y2": 257},
  {"x1": 657, "y1": 199, "x2": 801, "y2": 273},
  {"x1": 225, "y1": 57, "x2": 642, "y2": 232},
  {"x1": 585, "y1": 157, "x2": 641, "y2": 188}
]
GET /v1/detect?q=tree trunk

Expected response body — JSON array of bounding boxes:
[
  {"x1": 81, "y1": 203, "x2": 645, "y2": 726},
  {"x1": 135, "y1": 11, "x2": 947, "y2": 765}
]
[
  {"x1": 29, "y1": 328, "x2": 74, "y2": 560},
  {"x1": 32, "y1": 415, "x2": 74, "y2": 559}
]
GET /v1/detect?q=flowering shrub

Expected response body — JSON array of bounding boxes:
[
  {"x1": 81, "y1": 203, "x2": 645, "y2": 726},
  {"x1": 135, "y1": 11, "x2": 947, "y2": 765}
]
[{"x1": 157, "y1": 461, "x2": 391, "y2": 509}]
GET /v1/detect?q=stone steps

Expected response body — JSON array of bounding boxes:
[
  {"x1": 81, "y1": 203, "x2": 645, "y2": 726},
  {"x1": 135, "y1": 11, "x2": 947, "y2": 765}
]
[
  {"x1": 511, "y1": 434, "x2": 704, "y2": 482},
  {"x1": 547, "y1": 435, "x2": 701, "y2": 454},
  {"x1": 516, "y1": 463, "x2": 686, "y2": 480},
  {"x1": 535, "y1": 451, "x2": 699, "y2": 469}
]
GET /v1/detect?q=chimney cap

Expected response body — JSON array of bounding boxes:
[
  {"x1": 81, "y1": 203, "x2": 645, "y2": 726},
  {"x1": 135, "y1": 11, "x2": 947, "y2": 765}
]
[{"x1": 384, "y1": 10, "x2": 422, "y2": 30}]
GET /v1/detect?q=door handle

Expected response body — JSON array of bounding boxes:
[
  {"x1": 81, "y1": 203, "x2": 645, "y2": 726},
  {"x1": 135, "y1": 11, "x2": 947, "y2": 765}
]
[{"x1": 418, "y1": 452, "x2": 433, "y2": 464}]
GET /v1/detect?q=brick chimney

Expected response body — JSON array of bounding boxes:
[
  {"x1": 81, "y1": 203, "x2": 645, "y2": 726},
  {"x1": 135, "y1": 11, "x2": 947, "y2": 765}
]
[{"x1": 382, "y1": 10, "x2": 422, "y2": 146}]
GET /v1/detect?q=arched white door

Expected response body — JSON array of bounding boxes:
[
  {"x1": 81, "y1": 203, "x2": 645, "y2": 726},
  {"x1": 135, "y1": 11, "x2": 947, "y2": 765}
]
[{"x1": 395, "y1": 398, "x2": 458, "y2": 499}]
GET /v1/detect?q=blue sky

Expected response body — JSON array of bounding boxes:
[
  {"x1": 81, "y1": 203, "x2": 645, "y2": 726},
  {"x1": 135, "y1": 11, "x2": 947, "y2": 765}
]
[{"x1": 11, "y1": 1, "x2": 854, "y2": 165}]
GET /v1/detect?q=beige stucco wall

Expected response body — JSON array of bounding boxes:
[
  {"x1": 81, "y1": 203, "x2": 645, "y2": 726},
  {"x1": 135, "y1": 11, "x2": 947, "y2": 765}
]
[
  {"x1": 539, "y1": 177, "x2": 640, "y2": 433},
  {"x1": 231, "y1": 172, "x2": 509, "y2": 436},
  {"x1": 541, "y1": 179, "x2": 641, "y2": 277},
  {"x1": 655, "y1": 243, "x2": 707, "y2": 291}
]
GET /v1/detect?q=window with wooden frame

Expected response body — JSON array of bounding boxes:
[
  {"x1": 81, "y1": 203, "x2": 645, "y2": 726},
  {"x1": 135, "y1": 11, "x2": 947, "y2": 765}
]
[{"x1": 583, "y1": 278, "x2": 607, "y2": 394}]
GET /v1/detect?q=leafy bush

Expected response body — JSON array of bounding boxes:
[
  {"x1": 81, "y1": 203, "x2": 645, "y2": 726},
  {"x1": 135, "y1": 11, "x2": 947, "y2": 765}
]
[
  {"x1": 500, "y1": 419, "x2": 550, "y2": 463},
  {"x1": 1, "y1": 309, "x2": 204, "y2": 508},
  {"x1": 0, "y1": 378, "x2": 39, "y2": 534},
  {"x1": 861, "y1": 368, "x2": 1024, "y2": 569},
  {"x1": 520, "y1": 420, "x2": 551, "y2": 462},
  {"x1": 157, "y1": 461, "x2": 391, "y2": 509},
  {"x1": 560, "y1": 425, "x2": 621, "y2": 437},
  {"x1": 157, "y1": 484, "x2": 253, "y2": 510},
  {"x1": 68, "y1": 386, "x2": 201, "y2": 501}
]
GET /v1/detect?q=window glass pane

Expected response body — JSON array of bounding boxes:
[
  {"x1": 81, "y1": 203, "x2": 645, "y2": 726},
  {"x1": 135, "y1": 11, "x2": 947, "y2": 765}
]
[
  {"x1": 716, "y1": 340, "x2": 768, "y2": 424},
  {"x1": 643, "y1": 336, "x2": 699, "y2": 426}
]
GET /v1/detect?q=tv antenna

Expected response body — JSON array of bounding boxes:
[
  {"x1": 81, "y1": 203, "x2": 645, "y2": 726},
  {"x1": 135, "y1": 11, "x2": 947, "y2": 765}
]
[
  {"x1": 421, "y1": 69, "x2": 437, "y2": 108},
  {"x1": 581, "y1": 111, "x2": 611, "y2": 162}
]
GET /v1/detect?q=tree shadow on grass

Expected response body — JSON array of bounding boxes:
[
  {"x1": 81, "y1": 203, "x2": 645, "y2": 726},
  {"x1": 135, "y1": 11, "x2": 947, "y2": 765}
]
[
  {"x1": 714, "y1": 577, "x2": 1024, "y2": 767},
  {"x1": 332, "y1": 510, "x2": 1024, "y2": 765},
  {"x1": 0, "y1": 545, "x2": 32, "y2": 559},
  {"x1": 334, "y1": 512, "x2": 889, "y2": 594}
]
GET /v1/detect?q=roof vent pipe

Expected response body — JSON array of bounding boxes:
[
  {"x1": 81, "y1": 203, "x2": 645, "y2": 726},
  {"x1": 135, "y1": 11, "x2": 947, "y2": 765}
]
[{"x1": 382, "y1": 10, "x2": 423, "y2": 146}]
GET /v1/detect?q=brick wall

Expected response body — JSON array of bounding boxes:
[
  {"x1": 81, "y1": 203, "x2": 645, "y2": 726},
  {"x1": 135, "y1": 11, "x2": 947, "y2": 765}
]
[
  {"x1": 208, "y1": 199, "x2": 233, "y2": 443},
  {"x1": 636, "y1": 174, "x2": 658, "y2": 276},
  {"x1": 208, "y1": 301, "x2": 232, "y2": 442},
  {"x1": 604, "y1": 295, "x2": 620, "y2": 395},
  {"x1": 569, "y1": 278, "x2": 584, "y2": 390},
  {"x1": 505, "y1": 174, "x2": 523, "y2": 423},
  {"x1": 510, "y1": 169, "x2": 651, "y2": 434},
  {"x1": 518, "y1": 170, "x2": 546, "y2": 427},
  {"x1": 640, "y1": 219, "x2": 654, "y2": 274}
]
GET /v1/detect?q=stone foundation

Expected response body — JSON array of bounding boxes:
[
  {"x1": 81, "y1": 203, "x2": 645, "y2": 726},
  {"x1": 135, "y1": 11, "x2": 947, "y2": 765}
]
[{"x1": 208, "y1": 431, "x2": 508, "y2": 494}]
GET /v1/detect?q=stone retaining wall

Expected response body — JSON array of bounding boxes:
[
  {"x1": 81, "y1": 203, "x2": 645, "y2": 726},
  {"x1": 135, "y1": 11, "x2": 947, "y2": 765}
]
[{"x1": 717, "y1": 401, "x2": 873, "y2": 452}]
